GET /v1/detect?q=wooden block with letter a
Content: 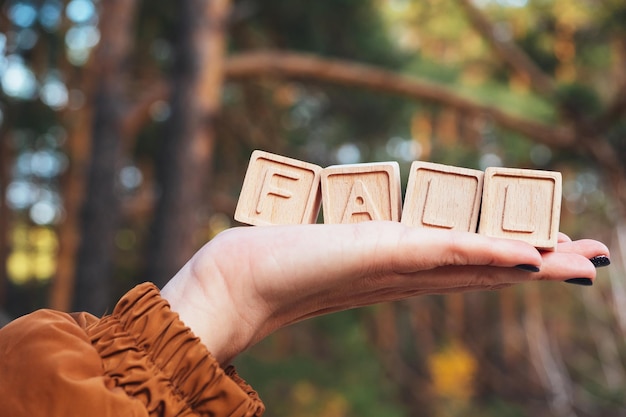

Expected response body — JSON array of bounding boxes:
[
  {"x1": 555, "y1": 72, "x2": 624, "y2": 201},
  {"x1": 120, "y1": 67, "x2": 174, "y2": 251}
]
[
  {"x1": 321, "y1": 162, "x2": 402, "y2": 224},
  {"x1": 401, "y1": 161, "x2": 484, "y2": 232},
  {"x1": 478, "y1": 167, "x2": 562, "y2": 250},
  {"x1": 234, "y1": 150, "x2": 322, "y2": 226}
]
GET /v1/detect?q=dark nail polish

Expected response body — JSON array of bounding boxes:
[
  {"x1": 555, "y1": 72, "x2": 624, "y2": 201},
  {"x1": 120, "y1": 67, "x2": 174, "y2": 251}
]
[
  {"x1": 515, "y1": 264, "x2": 540, "y2": 273},
  {"x1": 565, "y1": 278, "x2": 593, "y2": 286},
  {"x1": 590, "y1": 256, "x2": 611, "y2": 268}
]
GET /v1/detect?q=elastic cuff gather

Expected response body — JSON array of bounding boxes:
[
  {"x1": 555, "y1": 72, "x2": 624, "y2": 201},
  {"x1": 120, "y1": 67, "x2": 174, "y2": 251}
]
[{"x1": 87, "y1": 283, "x2": 265, "y2": 417}]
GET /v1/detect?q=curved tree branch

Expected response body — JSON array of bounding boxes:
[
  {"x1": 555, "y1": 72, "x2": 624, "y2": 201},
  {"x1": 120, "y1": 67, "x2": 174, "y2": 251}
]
[
  {"x1": 225, "y1": 50, "x2": 574, "y2": 147},
  {"x1": 123, "y1": 50, "x2": 626, "y2": 213},
  {"x1": 124, "y1": 51, "x2": 575, "y2": 148}
]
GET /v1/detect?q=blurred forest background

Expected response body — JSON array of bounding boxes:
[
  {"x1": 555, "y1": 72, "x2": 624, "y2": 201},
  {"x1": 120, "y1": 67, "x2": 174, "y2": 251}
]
[{"x1": 1, "y1": 0, "x2": 626, "y2": 415}]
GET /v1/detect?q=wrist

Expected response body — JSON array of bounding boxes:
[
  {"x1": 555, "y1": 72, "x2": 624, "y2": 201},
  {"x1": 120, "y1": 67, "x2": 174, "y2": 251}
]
[{"x1": 161, "y1": 259, "x2": 254, "y2": 366}]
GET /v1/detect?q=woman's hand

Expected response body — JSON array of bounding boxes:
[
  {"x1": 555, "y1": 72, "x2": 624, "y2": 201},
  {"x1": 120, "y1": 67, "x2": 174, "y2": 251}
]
[{"x1": 161, "y1": 221, "x2": 609, "y2": 365}]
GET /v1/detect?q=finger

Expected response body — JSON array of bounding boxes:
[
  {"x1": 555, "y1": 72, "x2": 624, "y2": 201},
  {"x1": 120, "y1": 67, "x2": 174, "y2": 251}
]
[
  {"x1": 388, "y1": 225, "x2": 542, "y2": 273},
  {"x1": 558, "y1": 232, "x2": 572, "y2": 243},
  {"x1": 325, "y1": 281, "x2": 515, "y2": 310},
  {"x1": 538, "y1": 251, "x2": 596, "y2": 281},
  {"x1": 554, "y1": 239, "x2": 610, "y2": 259},
  {"x1": 379, "y1": 243, "x2": 599, "y2": 293},
  {"x1": 384, "y1": 264, "x2": 538, "y2": 291},
  {"x1": 403, "y1": 253, "x2": 599, "y2": 293}
]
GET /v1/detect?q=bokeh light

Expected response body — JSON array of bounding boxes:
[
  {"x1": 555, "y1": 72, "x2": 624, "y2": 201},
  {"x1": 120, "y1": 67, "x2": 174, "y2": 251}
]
[
  {"x1": 1, "y1": 55, "x2": 37, "y2": 99},
  {"x1": 39, "y1": 0, "x2": 64, "y2": 31},
  {"x1": 7, "y1": 225, "x2": 58, "y2": 284},
  {"x1": 40, "y1": 74, "x2": 69, "y2": 109},
  {"x1": 7, "y1": 2, "x2": 38, "y2": 28},
  {"x1": 119, "y1": 165, "x2": 143, "y2": 190},
  {"x1": 336, "y1": 143, "x2": 362, "y2": 164},
  {"x1": 65, "y1": 25, "x2": 100, "y2": 65},
  {"x1": 65, "y1": 0, "x2": 96, "y2": 24}
]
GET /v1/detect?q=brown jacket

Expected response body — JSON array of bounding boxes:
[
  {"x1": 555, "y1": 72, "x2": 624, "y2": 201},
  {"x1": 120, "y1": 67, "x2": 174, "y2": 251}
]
[{"x1": 0, "y1": 283, "x2": 265, "y2": 417}]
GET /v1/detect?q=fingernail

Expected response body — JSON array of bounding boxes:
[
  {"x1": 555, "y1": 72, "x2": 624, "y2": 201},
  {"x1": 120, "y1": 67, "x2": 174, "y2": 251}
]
[
  {"x1": 515, "y1": 264, "x2": 540, "y2": 273},
  {"x1": 565, "y1": 278, "x2": 593, "y2": 286},
  {"x1": 589, "y1": 256, "x2": 610, "y2": 268}
]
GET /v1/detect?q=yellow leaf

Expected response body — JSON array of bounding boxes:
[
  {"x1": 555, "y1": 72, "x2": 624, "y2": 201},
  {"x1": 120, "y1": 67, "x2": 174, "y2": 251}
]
[{"x1": 428, "y1": 341, "x2": 477, "y2": 401}]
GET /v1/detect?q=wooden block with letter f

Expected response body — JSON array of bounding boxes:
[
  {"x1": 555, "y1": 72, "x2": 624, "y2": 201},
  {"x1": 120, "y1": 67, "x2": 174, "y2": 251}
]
[
  {"x1": 321, "y1": 162, "x2": 402, "y2": 224},
  {"x1": 234, "y1": 150, "x2": 323, "y2": 226},
  {"x1": 478, "y1": 167, "x2": 562, "y2": 250},
  {"x1": 401, "y1": 161, "x2": 484, "y2": 232}
]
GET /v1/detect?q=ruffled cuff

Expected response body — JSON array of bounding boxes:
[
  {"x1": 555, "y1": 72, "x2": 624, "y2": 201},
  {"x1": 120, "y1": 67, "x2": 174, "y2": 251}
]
[{"x1": 86, "y1": 283, "x2": 265, "y2": 417}]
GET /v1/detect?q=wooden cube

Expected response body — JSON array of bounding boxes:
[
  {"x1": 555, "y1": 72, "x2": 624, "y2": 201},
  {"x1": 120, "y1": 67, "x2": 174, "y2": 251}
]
[
  {"x1": 234, "y1": 150, "x2": 322, "y2": 226},
  {"x1": 321, "y1": 162, "x2": 402, "y2": 224},
  {"x1": 478, "y1": 167, "x2": 562, "y2": 250},
  {"x1": 401, "y1": 161, "x2": 484, "y2": 232}
]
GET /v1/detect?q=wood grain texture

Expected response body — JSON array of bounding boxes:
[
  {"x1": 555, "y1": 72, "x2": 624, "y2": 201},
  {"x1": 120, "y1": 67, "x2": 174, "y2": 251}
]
[
  {"x1": 401, "y1": 161, "x2": 484, "y2": 232},
  {"x1": 234, "y1": 150, "x2": 322, "y2": 226},
  {"x1": 321, "y1": 162, "x2": 402, "y2": 224},
  {"x1": 478, "y1": 167, "x2": 562, "y2": 250}
]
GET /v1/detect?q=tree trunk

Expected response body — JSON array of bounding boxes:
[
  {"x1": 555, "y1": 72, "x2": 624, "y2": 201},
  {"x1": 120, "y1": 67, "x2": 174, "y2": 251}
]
[
  {"x1": 72, "y1": 0, "x2": 138, "y2": 314},
  {"x1": 147, "y1": 0, "x2": 231, "y2": 287},
  {"x1": 49, "y1": 106, "x2": 93, "y2": 311},
  {"x1": 0, "y1": 126, "x2": 11, "y2": 310}
]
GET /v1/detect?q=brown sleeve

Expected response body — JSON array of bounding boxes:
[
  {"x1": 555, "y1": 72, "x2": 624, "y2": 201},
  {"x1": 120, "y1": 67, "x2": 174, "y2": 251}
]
[{"x1": 0, "y1": 283, "x2": 265, "y2": 417}]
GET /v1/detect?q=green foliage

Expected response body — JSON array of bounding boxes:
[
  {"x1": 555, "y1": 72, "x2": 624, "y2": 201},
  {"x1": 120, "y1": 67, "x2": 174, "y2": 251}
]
[
  {"x1": 236, "y1": 0, "x2": 406, "y2": 66},
  {"x1": 517, "y1": 23, "x2": 560, "y2": 74},
  {"x1": 555, "y1": 82, "x2": 603, "y2": 120},
  {"x1": 405, "y1": 58, "x2": 461, "y2": 85},
  {"x1": 460, "y1": 81, "x2": 556, "y2": 121},
  {"x1": 235, "y1": 309, "x2": 407, "y2": 417},
  {"x1": 473, "y1": 398, "x2": 528, "y2": 417},
  {"x1": 600, "y1": 1, "x2": 626, "y2": 33}
]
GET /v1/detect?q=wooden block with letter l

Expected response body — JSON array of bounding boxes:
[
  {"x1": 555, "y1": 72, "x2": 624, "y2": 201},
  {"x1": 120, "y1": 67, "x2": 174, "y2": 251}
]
[
  {"x1": 234, "y1": 150, "x2": 322, "y2": 226},
  {"x1": 478, "y1": 167, "x2": 562, "y2": 250},
  {"x1": 401, "y1": 161, "x2": 484, "y2": 232},
  {"x1": 321, "y1": 162, "x2": 402, "y2": 224}
]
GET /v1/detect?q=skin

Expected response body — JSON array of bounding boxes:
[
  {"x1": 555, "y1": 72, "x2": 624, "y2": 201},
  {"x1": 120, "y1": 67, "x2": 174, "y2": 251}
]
[{"x1": 160, "y1": 221, "x2": 610, "y2": 366}]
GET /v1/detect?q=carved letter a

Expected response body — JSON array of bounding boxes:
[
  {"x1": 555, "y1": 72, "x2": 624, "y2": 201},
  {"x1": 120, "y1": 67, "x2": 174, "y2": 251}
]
[{"x1": 341, "y1": 180, "x2": 382, "y2": 223}]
